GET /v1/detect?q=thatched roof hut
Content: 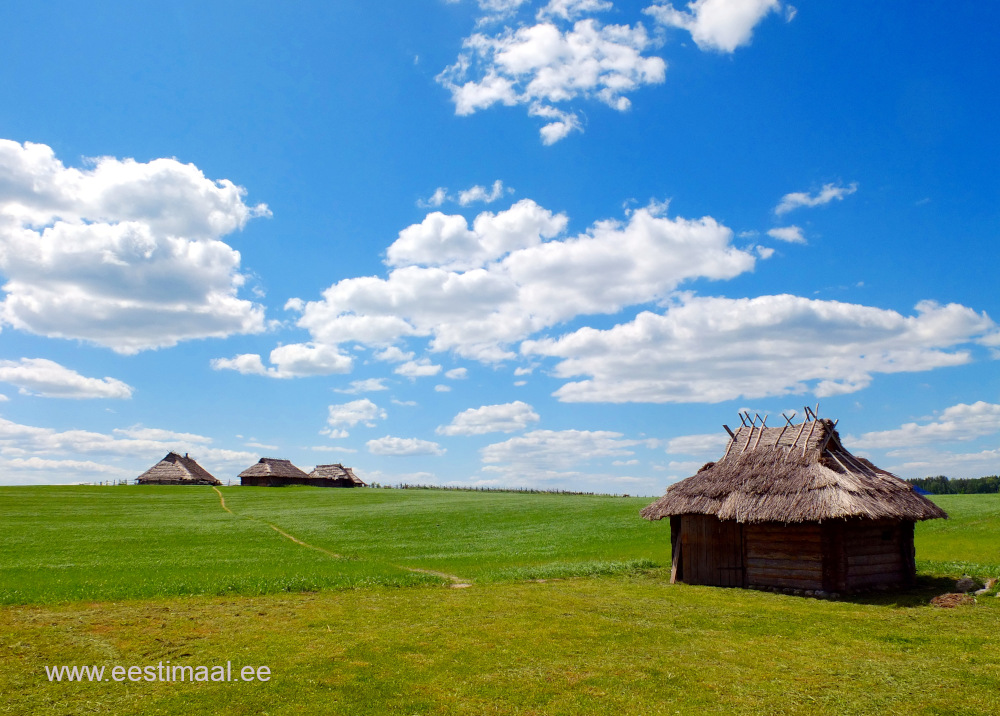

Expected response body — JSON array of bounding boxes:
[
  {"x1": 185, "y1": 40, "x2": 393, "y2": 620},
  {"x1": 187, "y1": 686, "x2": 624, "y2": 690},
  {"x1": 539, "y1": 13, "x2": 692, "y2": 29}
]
[
  {"x1": 642, "y1": 409, "x2": 946, "y2": 593},
  {"x1": 239, "y1": 458, "x2": 310, "y2": 487},
  {"x1": 136, "y1": 452, "x2": 220, "y2": 486},
  {"x1": 307, "y1": 464, "x2": 365, "y2": 487}
]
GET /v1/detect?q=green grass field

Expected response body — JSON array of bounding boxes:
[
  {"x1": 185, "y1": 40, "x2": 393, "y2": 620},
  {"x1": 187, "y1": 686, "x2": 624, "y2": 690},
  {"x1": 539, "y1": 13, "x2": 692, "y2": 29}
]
[{"x1": 1, "y1": 486, "x2": 999, "y2": 715}]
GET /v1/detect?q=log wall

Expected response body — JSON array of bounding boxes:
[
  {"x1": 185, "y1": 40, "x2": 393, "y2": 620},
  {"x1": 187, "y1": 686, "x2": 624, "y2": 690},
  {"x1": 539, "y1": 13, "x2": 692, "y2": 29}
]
[{"x1": 744, "y1": 522, "x2": 824, "y2": 590}]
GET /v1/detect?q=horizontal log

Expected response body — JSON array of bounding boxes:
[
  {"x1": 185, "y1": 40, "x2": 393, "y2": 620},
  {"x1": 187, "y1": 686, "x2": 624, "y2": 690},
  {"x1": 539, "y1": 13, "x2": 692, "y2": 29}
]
[
  {"x1": 848, "y1": 564, "x2": 903, "y2": 577},
  {"x1": 747, "y1": 527, "x2": 821, "y2": 538},
  {"x1": 747, "y1": 548, "x2": 822, "y2": 561},
  {"x1": 747, "y1": 537, "x2": 822, "y2": 549},
  {"x1": 848, "y1": 574, "x2": 903, "y2": 588},
  {"x1": 743, "y1": 535, "x2": 823, "y2": 546},
  {"x1": 748, "y1": 575, "x2": 824, "y2": 589},
  {"x1": 748, "y1": 568, "x2": 823, "y2": 583},
  {"x1": 847, "y1": 555, "x2": 902, "y2": 568},
  {"x1": 844, "y1": 544, "x2": 902, "y2": 557}
]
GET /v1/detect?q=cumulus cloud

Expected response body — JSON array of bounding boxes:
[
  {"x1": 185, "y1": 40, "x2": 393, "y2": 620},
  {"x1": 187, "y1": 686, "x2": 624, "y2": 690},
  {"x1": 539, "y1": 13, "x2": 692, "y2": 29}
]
[
  {"x1": 438, "y1": 17, "x2": 666, "y2": 143},
  {"x1": 291, "y1": 199, "x2": 757, "y2": 364},
  {"x1": 324, "y1": 399, "x2": 386, "y2": 436},
  {"x1": 0, "y1": 415, "x2": 256, "y2": 485},
  {"x1": 334, "y1": 378, "x2": 390, "y2": 394},
  {"x1": 645, "y1": 0, "x2": 781, "y2": 53},
  {"x1": 395, "y1": 359, "x2": 443, "y2": 378},
  {"x1": 775, "y1": 182, "x2": 858, "y2": 215},
  {"x1": 481, "y1": 428, "x2": 639, "y2": 471},
  {"x1": 445, "y1": 367, "x2": 468, "y2": 379},
  {"x1": 366, "y1": 436, "x2": 445, "y2": 456},
  {"x1": 211, "y1": 343, "x2": 353, "y2": 378},
  {"x1": 437, "y1": 400, "x2": 540, "y2": 435},
  {"x1": 538, "y1": 0, "x2": 613, "y2": 22},
  {"x1": 0, "y1": 139, "x2": 268, "y2": 353},
  {"x1": 387, "y1": 198, "x2": 567, "y2": 271},
  {"x1": 523, "y1": 295, "x2": 997, "y2": 403},
  {"x1": 0, "y1": 358, "x2": 133, "y2": 399},
  {"x1": 850, "y1": 402, "x2": 1000, "y2": 450},
  {"x1": 767, "y1": 225, "x2": 805, "y2": 243},
  {"x1": 418, "y1": 180, "x2": 510, "y2": 208},
  {"x1": 666, "y1": 431, "x2": 729, "y2": 455}
]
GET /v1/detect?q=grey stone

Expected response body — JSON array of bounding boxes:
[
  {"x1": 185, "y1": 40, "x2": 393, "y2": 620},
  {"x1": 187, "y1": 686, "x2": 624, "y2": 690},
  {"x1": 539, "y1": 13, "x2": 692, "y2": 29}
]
[{"x1": 955, "y1": 576, "x2": 978, "y2": 593}]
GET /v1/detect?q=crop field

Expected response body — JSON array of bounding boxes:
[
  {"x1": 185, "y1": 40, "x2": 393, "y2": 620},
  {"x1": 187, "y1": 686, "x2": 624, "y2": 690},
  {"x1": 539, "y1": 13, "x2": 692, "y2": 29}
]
[{"x1": 1, "y1": 487, "x2": 999, "y2": 715}]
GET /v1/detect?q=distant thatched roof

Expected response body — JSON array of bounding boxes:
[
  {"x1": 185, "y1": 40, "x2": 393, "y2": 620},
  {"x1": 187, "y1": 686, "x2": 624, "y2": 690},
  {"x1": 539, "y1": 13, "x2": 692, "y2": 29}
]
[
  {"x1": 308, "y1": 463, "x2": 365, "y2": 486},
  {"x1": 642, "y1": 412, "x2": 947, "y2": 524},
  {"x1": 238, "y1": 458, "x2": 309, "y2": 479},
  {"x1": 137, "y1": 452, "x2": 220, "y2": 486}
]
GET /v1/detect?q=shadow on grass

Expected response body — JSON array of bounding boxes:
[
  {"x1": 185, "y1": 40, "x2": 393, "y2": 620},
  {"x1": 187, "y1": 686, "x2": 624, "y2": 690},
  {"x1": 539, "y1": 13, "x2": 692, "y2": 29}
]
[{"x1": 835, "y1": 575, "x2": 986, "y2": 608}]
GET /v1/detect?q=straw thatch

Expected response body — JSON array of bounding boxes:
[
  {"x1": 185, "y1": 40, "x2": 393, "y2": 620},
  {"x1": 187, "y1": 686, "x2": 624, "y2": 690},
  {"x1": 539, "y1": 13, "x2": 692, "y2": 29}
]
[
  {"x1": 642, "y1": 417, "x2": 946, "y2": 524},
  {"x1": 307, "y1": 463, "x2": 365, "y2": 487},
  {"x1": 238, "y1": 458, "x2": 309, "y2": 480},
  {"x1": 136, "y1": 452, "x2": 220, "y2": 486}
]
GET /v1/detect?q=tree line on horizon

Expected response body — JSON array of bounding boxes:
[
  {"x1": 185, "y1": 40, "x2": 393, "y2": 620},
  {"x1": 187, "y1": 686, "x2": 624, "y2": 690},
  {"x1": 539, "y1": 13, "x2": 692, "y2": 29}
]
[{"x1": 906, "y1": 475, "x2": 1000, "y2": 494}]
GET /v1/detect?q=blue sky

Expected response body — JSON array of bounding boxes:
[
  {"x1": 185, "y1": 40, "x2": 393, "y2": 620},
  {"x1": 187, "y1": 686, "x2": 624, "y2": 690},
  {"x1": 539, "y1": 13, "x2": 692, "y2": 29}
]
[{"x1": 1, "y1": 0, "x2": 998, "y2": 492}]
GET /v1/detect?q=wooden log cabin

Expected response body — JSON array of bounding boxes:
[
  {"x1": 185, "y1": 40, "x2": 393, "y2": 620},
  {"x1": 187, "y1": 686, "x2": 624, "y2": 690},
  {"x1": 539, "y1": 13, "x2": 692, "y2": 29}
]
[{"x1": 641, "y1": 409, "x2": 947, "y2": 593}]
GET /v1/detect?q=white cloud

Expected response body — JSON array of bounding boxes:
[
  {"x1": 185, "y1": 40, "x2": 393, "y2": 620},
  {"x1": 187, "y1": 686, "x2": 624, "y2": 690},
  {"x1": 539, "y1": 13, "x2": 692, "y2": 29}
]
[
  {"x1": 324, "y1": 399, "x2": 386, "y2": 434},
  {"x1": 645, "y1": 0, "x2": 781, "y2": 53},
  {"x1": 0, "y1": 358, "x2": 133, "y2": 399},
  {"x1": 538, "y1": 0, "x2": 613, "y2": 22},
  {"x1": 0, "y1": 139, "x2": 268, "y2": 353},
  {"x1": 418, "y1": 187, "x2": 449, "y2": 208},
  {"x1": 113, "y1": 426, "x2": 213, "y2": 444},
  {"x1": 883, "y1": 446, "x2": 1000, "y2": 480},
  {"x1": 523, "y1": 295, "x2": 997, "y2": 403},
  {"x1": 481, "y1": 429, "x2": 639, "y2": 471},
  {"x1": 211, "y1": 343, "x2": 353, "y2": 378},
  {"x1": 666, "y1": 431, "x2": 729, "y2": 455},
  {"x1": 366, "y1": 436, "x2": 446, "y2": 456},
  {"x1": 0, "y1": 415, "x2": 256, "y2": 485},
  {"x1": 418, "y1": 180, "x2": 510, "y2": 208},
  {"x1": 458, "y1": 180, "x2": 508, "y2": 205},
  {"x1": 767, "y1": 225, "x2": 805, "y2": 243},
  {"x1": 386, "y1": 198, "x2": 567, "y2": 271},
  {"x1": 775, "y1": 182, "x2": 858, "y2": 215},
  {"x1": 850, "y1": 402, "x2": 1000, "y2": 450},
  {"x1": 395, "y1": 358, "x2": 443, "y2": 378},
  {"x1": 437, "y1": 400, "x2": 540, "y2": 435},
  {"x1": 434, "y1": 384, "x2": 452, "y2": 392},
  {"x1": 291, "y1": 199, "x2": 757, "y2": 363},
  {"x1": 438, "y1": 18, "x2": 667, "y2": 143},
  {"x1": 445, "y1": 367, "x2": 468, "y2": 379},
  {"x1": 334, "y1": 378, "x2": 390, "y2": 394},
  {"x1": 374, "y1": 346, "x2": 415, "y2": 363}
]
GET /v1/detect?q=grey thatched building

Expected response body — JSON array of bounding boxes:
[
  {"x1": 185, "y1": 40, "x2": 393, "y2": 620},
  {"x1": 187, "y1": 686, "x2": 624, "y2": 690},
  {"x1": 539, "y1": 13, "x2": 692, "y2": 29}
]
[
  {"x1": 136, "y1": 452, "x2": 220, "y2": 486},
  {"x1": 239, "y1": 458, "x2": 310, "y2": 487},
  {"x1": 641, "y1": 409, "x2": 946, "y2": 593},
  {"x1": 307, "y1": 464, "x2": 365, "y2": 487}
]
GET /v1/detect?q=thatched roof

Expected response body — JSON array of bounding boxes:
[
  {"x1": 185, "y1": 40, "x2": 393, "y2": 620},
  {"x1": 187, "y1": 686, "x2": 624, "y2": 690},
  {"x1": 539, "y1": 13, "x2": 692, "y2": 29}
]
[
  {"x1": 137, "y1": 452, "x2": 220, "y2": 486},
  {"x1": 642, "y1": 413, "x2": 947, "y2": 524},
  {"x1": 308, "y1": 463, "x2": 365, "y2": 486},
  {"x1": 238, "y1": 457, "x2": 309, "y2": 479}
]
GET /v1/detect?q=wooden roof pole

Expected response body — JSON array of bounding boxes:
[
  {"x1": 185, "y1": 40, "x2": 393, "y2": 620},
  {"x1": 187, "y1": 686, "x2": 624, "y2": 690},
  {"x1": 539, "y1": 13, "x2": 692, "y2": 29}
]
[
  {"x1": 772, "y1": 411, "x2": 795, "y2": 446},
  {"x1": 815, "y1": 419, "x2": 839, "y2": 455},
  {"x1": 751, "y1": 414, "x2": 768, "y2": 450},
  {"x1": 801, "y1": 416, "x2": 820, "y2": 457},
  {"x1": 788, "y1": 415, "x2": 809, "y2": 451}
]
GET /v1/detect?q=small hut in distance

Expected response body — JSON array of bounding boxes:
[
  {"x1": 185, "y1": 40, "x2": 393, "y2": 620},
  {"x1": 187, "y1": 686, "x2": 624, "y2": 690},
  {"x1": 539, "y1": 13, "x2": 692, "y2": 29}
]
[
  {"x1": 641, "y1": 408, "x2": 947, "y2": 594},
  {"x1": 239, "y1": 458, "x2": 310, "y2": 487},
  {"x1": 308, "y1": 464, "x2": 366, "y2": 487},
  {"x1": 137, "y1": 452, "x2": 220, "y2": 486}
]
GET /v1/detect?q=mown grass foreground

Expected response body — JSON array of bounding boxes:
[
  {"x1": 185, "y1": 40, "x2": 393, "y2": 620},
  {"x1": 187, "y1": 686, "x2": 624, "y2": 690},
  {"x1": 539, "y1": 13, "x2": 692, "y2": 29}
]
[{"x1": 1, "y1": 487, "x2": 999, "y2": 715}]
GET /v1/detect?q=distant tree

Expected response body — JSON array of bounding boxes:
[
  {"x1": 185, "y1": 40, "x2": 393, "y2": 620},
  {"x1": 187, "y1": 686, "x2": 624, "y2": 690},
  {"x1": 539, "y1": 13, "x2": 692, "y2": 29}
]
[{"x1": 907, "y1": 475, "x2": 1000, "y2": 494}]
